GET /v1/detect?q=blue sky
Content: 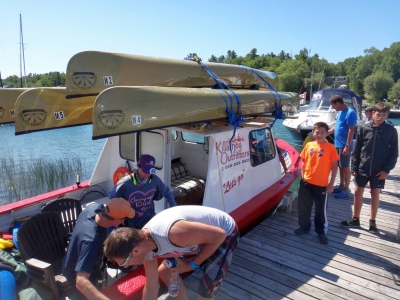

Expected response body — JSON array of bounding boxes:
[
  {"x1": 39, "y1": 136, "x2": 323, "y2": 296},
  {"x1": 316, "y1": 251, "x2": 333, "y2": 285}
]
[{"x1": 0, "y1": 0, "x2": 399, "y2": 78}]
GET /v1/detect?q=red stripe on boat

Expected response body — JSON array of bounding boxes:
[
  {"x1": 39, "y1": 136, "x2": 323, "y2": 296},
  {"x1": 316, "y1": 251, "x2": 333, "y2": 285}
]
[{"x1": 0, "y1": 180, "x2": 90, "y2": 214}]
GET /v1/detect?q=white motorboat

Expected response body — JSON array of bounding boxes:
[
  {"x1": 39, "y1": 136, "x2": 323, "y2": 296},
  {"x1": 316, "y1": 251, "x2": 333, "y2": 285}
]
[{"x1": 282, "y1": 88, "x2": 363, "y2": 140}]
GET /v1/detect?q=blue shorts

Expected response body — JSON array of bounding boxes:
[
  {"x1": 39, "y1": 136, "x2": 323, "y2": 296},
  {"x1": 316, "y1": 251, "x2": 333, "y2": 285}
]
[
  {"x1": 336, "y1": 147, "x2": 352, "y2": 168},
  {"x1": 354, "y1": 174, "x2": 385, "y2": 189}
]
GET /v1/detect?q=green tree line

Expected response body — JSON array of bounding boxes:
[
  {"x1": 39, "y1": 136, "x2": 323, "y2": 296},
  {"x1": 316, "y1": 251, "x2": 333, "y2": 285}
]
[
  {"x1": 3, "y1": 71, "x2": 66, "y2": 88},
  {"x1": 188, "y1": 42, "x2": 400, "y2": 104}
]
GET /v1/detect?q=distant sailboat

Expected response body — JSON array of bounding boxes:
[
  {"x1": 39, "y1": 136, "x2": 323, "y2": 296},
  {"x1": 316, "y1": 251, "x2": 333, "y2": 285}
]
[{"x1": 20, "y1": 13, "x2": 27, "y2": 88}]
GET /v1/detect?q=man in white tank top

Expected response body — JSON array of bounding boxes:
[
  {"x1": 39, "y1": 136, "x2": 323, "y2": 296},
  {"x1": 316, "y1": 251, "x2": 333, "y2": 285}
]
[{"x1": 104, "y1": 205, "x2": 239, "y2": 300}]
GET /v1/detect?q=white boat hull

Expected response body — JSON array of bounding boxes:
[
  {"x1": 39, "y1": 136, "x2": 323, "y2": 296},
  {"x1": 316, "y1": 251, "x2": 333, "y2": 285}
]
[{"x1": 282, "y1": 110, "x2": 336, "y2": 139}]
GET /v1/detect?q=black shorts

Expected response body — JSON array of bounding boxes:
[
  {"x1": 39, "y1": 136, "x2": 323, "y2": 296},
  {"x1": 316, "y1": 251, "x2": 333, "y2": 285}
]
[{"x1": 354, "y1": 174, "x2": 385, "y2": 189}]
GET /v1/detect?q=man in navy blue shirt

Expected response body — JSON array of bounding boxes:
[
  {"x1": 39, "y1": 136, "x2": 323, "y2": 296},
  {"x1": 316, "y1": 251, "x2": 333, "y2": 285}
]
[
  {"x1": 109, "y1": 154, "x2": 176, "y2": 229},
  {"x1": 62, "y1": 198, "x2": 135, "y2": 299}
]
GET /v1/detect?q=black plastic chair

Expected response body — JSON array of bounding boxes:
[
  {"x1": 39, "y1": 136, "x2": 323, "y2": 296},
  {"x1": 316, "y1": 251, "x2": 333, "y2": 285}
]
[
  {"x1": 17, "y1": 212, "x2": 72, "y2": 300},
  {"x1": 79, "y1": 185, "x2": 108, "y2": 205},
  {"x1": 41, "y1": 198, "x2": 82, "y2": 234}
]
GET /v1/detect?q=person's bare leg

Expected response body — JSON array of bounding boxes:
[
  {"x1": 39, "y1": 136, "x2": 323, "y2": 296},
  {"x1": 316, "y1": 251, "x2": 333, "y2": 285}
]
[
  {"x1": 158, "y1": 265, "x2": 188, "y2": 300},
  {"x1": 339, "y1": 167, "x2": 345, "y2": 186},
  {"x1": 344, "y1": 167, "x2": 352, "y2": 190},
  {"x1": 370, "y1": 188, "x2": 381, "y2": 220},
  {"x1": 353, "y1": 186, "x2": 364, "y2": 218}
]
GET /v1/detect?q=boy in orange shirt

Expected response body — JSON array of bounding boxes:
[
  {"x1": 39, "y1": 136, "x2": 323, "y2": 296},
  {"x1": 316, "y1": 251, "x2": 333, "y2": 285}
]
[{"x1": 295, "y1": 122, "x2": 339, "y2": 244}]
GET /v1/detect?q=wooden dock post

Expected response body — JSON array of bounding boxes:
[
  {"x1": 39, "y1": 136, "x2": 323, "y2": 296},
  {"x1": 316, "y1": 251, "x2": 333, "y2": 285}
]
[{"x1": 282, "y1": 191, "x2": 295, "y2": 214}]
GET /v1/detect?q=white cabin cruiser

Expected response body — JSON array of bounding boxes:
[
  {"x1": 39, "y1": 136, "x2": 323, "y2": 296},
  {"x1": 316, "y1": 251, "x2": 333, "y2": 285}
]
[{"x1": 282, "y1": 88, "x2": 363, "y2": 140}]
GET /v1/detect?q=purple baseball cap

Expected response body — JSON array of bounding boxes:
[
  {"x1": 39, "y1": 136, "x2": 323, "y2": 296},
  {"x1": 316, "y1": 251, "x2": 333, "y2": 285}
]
[{"x1": 139, "y1": 154, "x2": 156, "y2": 174}]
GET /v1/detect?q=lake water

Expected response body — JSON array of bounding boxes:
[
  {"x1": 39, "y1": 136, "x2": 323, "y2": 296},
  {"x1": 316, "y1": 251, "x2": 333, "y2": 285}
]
[{"x1": 1, "y1": 117, "x2": 399, "y2": 203}]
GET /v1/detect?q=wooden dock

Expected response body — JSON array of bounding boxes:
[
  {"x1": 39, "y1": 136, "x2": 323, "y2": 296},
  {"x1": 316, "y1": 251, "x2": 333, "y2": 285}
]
[{"x1": 160, "y1": 126, "x2": 400, "y2": 300}]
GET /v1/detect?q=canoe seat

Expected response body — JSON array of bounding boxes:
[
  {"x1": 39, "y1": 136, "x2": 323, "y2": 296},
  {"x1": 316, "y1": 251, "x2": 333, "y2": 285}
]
[
  {"x1": 17, "y1": 212, "x2": 72, "y2": 300},
  {"x1": 171, "y1": 162, "x2": 206, "y2": 205}
]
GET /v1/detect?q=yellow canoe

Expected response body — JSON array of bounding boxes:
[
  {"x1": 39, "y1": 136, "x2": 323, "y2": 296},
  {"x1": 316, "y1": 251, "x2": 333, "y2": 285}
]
[
  {"x1": 0, "y1": 88, "x2": 30, "y2": 124},
  {"x1": 93, "y1": 86, "x2": 297, "y2": 139},
  {"x1": 15, "y1": 87, "x2": 96, "y2": 135},
  {"x1": 66, "y1": 51, "x2": 278, "y2": 98}
]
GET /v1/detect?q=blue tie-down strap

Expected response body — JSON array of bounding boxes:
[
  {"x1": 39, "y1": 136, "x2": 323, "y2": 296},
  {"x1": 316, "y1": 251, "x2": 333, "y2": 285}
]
[
  {"x1": 252, "y1": 70, "x2": 281, "y2": 99},
  {"x1": 195, "y1": 56, "x2": 247, "y2": 152},
  {"x1": 195, "y1": 57, "x2": 243, "y2": 125},
  {"x1": 251, "y1": 70, "x2": 284, "y2": 128},
  {"x1": 270, "y1": 102, "x2": 283, "y2": 128}
]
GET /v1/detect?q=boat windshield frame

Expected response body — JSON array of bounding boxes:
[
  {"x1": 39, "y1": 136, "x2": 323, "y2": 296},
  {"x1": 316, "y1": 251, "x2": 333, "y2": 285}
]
[{"x1": 305, "y1": 89, "x2": 361, "y2": 114}]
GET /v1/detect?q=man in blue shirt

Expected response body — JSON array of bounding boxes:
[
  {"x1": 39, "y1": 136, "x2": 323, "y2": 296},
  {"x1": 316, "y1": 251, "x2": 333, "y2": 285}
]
[
  {"x1": 109, "y1": 154, "x2": 177, "y2": 229},
  {"x1": 327, "y1": 95, "x2": 357, "y2": 199},
  {"x1": 62, "y1": 198, "x2": 135, "y2": 299}
]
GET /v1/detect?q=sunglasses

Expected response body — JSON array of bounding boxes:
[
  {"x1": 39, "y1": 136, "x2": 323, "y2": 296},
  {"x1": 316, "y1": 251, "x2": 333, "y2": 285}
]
[{"x1": 118, "y1": 252, "x2": 132, "y2": 267}]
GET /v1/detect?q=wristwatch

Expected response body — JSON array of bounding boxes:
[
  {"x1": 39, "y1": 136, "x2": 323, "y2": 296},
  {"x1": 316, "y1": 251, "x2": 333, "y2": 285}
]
[{"x1": 189, "y1": 260, "x2": 200, "y2": 270}]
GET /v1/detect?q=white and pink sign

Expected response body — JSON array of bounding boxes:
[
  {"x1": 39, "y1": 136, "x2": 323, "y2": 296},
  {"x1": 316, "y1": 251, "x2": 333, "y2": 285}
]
[{"x1": 215, "y1": 132, "x2": 251, "y2": 196}]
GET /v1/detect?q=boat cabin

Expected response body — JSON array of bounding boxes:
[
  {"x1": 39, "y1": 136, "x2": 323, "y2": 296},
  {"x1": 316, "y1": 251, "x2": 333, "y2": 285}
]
[{"x1": 91, "y1": 118, "x2": 287, "y2": 220}]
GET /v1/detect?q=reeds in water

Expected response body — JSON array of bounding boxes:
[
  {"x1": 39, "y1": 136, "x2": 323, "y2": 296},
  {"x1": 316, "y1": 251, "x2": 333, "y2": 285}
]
[{"x1": 0, "y1": 152, "x2": 85, "y2": 205}]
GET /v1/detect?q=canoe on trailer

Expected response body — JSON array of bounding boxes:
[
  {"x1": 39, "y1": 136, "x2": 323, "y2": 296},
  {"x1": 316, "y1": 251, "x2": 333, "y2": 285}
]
[
  {"x1": 65, "y1": 51, "x2": 278, "y2": 98},
  {"x1": 0, "y1": 88, "x2": 30, "y2": 124},
  {"x1": 92, "y1": 86, "x2": 298, "y2": 139},
  {"x1": 14, "y1": 87, "x2": 96, "y2": 135}
]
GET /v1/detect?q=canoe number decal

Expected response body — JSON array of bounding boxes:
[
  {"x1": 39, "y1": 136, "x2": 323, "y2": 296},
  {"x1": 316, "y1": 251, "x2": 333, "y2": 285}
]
[
  {"x1": 9, "y1": 109, "x2": 16, "y2": 118},
  {"x1": 54, "y1": 111, "x2": 65, "y2": 120},
  {"x1": 98, "y1": 110, "x2": 125, "y2": 129},
  {"x1": 223, "y1": 172, "x2": 244, "y2": 194},
  {"x1": 103, "y1": 76, "x2": 113, "y2": 86},
  {"x1": 0, "y1": 107, "x2": 4, "y2": 119},
  {"x1": 19, "y1": 109, "x2": 47, "y2": 126},
  {"x1": 132, "y1": 115, "x2": 142, "y2": 126},
  {"x1": 70, "y1": 72, "x2": 97, "y2": 90}
]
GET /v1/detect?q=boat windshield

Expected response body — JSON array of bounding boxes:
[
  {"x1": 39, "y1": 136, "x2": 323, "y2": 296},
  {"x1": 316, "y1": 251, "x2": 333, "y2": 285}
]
[
  {"x1": 306, "y1": 91, "x2": 329, "y2": 111},
  {"x1": 306, "y1": 90, "x2": 357, "y2": 111}
]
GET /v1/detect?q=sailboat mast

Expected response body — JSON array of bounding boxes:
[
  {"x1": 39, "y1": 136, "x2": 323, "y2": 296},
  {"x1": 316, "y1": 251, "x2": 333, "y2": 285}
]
[
  {"x1": 20, "y1": 14, "x2": 27, "y2": 88},
  {"x1": 19, "y1": 15, "x2": 23, "y2": 88},
  {"x1": 310, "y1": 60, "x2": 314, "y2": 97},
  {"x1": 318, "y1": 60, "x2": 326, "y2": 90}
]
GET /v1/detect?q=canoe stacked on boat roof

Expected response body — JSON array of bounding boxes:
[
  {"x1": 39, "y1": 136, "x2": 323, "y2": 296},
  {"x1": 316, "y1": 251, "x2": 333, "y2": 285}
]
[
  {"x1": 0, "y1": 88, "x2": 31, "y2": 124},
  {"x1": 92, "y1": 86, "x2": 298, "y2": 139},
  {"x1": 14, "y1": 87, "x2": 97, "y2": 135},
  {"x1": 65, "y1": 51, "x2": 279, "y2": 98}
]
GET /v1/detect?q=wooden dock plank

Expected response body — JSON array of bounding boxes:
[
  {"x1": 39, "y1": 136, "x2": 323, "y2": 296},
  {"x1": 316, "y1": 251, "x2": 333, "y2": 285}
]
[
  {"x1": 264, "y1": 216, "x2": 400, "y2": 264},
  {"x1": 239, "y1": 236, "x2": 398, "y2": 300},
  {"x1": 233, "y1": 250, "x2": 345, "y2": 300},
  {"x1": 247, "y1": 226, "x2": 400, "y2": 292}
]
